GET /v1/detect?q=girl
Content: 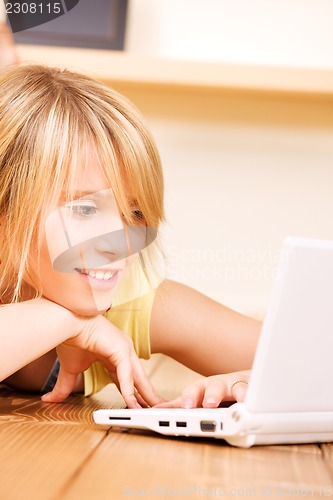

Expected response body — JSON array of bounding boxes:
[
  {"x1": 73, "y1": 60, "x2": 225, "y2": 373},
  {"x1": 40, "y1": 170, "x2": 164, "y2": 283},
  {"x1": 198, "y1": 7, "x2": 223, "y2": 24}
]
[{"x1": 0, "y1": 64, "x2": 260, "y2": 408}]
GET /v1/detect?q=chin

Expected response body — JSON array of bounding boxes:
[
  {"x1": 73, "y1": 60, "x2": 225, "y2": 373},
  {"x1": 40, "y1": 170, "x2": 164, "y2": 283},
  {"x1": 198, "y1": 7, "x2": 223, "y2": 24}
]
[
  {"x1": 70, "y1": 302, "x2": 111, "y2": 317},
  {"x1": 44, "y1": 289, "x2": 112, "y2": 316},
  {"x1": 74, "y1": 308, "x2": 108, "y2": 317},
  {"x1": 50, "y1": 297, "x2": 110, "y2": 317}
]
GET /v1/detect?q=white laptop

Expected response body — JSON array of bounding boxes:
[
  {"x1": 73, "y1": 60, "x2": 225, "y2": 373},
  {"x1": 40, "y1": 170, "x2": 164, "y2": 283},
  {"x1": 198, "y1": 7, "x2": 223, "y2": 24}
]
[{"x1": 93, "y1": 237, "x2": 333, "y2": 447}]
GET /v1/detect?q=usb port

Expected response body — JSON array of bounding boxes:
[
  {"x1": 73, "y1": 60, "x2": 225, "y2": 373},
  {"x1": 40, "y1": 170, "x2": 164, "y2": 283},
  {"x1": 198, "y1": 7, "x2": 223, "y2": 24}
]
[
  {"x1": 159, "y1": 421, "x2": 170, "y2": 427},
  {"x1": 176, "y1": 421, "x2": 187, "y2": 428},
  {"x1": 200, "y1": 420, "x2": 216, "y2": 432}
]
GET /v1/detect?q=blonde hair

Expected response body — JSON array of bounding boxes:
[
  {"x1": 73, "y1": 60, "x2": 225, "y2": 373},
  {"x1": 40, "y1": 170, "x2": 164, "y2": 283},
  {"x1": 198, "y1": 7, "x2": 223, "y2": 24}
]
[{"x1": 0, "y1": 64, "x2": 164, "y2": 302}]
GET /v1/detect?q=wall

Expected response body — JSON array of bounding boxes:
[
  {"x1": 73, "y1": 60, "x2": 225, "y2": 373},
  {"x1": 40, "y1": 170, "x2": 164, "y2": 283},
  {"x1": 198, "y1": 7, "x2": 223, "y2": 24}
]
[
  {"x1": 126, "y1": 0, "x2": 333, "y2": 68},
  {"x1": 120, "y1": 85, "x2": 333, "y2": 317},
  {"x1": 5, "y1": 0, "x2": 333, "y2": 317},
  {"x1": 123, "y1": 0, "x2": 333, "y2": 316}
]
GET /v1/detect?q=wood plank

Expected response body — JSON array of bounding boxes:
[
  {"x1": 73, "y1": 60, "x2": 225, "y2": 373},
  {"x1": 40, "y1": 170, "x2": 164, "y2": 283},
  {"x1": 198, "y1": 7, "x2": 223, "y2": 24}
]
[
  {"x1": 0, "y1": 422, "x2": 108, "y2": 500},
  {"x1": 60, "y1": 429, "x2": 333, "y2": 500},
  {"x1": 321, "y1": 443, "x2": 333, "y2": 478},
  {"x1": 1, "y1": 362, "x2": 332, "y2": 500},
  {"x1": 0, "y1": 385, "x2": 124, "y2": 424}
]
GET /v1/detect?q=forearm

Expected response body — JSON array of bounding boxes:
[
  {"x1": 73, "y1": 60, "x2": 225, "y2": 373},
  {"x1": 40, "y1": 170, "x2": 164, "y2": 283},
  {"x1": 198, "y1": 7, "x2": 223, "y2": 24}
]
[
  {"x1": 0, "y1": 298, "x2": 79, "y2": 381},
  {"x1": 1, "y1": 296, "x2": 163, "y2": 407},
  {"x1": 150, "y1": 280, "x2": 262, "y2": 375}
]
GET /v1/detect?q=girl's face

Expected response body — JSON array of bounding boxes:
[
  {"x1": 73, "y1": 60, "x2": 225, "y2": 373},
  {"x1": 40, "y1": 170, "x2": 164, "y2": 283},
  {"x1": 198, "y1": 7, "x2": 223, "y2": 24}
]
[{"x1": 27, "y1": 147, "x2": 140, "y2": 316}]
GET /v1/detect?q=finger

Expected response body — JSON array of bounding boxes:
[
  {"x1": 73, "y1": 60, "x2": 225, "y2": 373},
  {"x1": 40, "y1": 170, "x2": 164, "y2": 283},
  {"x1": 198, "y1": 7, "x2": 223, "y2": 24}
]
[
  {"x1": 114, "y1": 355, "x2": 141, "y2": 409},
  {"x1": 130, "y1": 356, "x2": 166, "y2": 406},
  {"x1": 230, "y1": 381, "x2": 248, "y2": 402},
  {"x1": 41, "y1": 367, "x2": 77, "y2": 403},
  {"x1": 202, "y1": 379, "x2": 228, "y2": 408},
  {"x1": 106, "y1": 368, "x2": 121, "y2": 393},
  {"x1": 105, "y1": 369, "x2": 147, "y2": 407},
  {"x1": 133, "y1": 391, "x2": 150, "y2": 408},
  {"x1": 107, "y1": 342, "x2": 164, "y2": 407},
  {"x1": 153, "y1": 396, "x2": 183, "y2": 408},
  {"x1": 180, "y1": 381, "x2": 206, "y2": 409}
]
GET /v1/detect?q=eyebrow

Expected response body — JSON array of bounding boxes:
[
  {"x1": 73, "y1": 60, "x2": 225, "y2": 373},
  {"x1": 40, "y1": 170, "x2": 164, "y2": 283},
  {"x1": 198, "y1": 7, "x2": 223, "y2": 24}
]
[{"x1": 60, "y1": 190, "x2": 112, "y2": 201}]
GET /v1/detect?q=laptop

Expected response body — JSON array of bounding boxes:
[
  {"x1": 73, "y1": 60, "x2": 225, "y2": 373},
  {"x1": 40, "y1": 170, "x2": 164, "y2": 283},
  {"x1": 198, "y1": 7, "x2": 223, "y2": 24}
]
[{"x1": 93, "y1": 237, "x2": 333, "y2": 447}]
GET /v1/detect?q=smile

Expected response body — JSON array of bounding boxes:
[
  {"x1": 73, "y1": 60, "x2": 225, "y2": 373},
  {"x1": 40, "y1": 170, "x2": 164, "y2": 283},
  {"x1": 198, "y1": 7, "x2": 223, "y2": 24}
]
[{"x1": 75, "y1": 268, "x2": 117, "y2": 281}]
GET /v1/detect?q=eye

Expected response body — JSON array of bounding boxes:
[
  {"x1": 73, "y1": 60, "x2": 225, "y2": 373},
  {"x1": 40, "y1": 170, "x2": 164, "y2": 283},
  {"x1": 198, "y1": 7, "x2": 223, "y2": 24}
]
[
  {"x1": 132, "y1": 209, "x2": 144, "y2": 221},
  {"x1": 120, "y1": 200, "x2": 145, "y2": 224},
  {"x1": 63, "y1": 200, "x2": 99, "y2": 219}
]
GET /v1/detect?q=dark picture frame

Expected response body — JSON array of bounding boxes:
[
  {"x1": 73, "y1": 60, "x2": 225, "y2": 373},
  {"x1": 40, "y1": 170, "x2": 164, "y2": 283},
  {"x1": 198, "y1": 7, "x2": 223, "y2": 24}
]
[{"x1": 11, "y1": 0, "x2": 128, "y2": 51}]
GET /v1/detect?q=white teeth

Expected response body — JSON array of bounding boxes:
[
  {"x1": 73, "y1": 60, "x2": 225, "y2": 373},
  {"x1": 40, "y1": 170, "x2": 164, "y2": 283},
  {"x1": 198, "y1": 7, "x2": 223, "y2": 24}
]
[{"x1": 81, "y1": 269, "x2": 116, "y2": 281}]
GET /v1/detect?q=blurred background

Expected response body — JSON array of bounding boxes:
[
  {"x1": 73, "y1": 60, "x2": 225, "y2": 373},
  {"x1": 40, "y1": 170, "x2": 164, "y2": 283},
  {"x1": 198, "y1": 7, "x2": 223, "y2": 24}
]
[{"x1": 2, "y1": 0, "x2": 333, "y2": 317}]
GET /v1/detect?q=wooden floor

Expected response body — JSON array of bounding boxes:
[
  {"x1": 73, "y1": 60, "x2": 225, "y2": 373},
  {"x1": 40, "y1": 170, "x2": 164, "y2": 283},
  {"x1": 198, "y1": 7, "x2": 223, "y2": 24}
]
[{"x1": 0, "y1": 355, "x2": 332, "y2": 500}]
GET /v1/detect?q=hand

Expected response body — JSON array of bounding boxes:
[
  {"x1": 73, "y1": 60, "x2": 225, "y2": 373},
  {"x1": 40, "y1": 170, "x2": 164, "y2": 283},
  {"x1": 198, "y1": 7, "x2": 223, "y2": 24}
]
[
  {"x1": 41, "y1": 314, "x2": 164, "y2": 408},
  {"x1": 154, "y1": 370, "x2": 251, "y2": 409}
]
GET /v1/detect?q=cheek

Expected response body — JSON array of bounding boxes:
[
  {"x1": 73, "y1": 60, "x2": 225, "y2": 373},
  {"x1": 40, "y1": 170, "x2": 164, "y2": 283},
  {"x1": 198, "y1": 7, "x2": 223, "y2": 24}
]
[
  {"x1": 25, "y1": 235, "x2": 57, "y2": 290},
  {"x1": 44, "y1": 210, "x2": 72, "y2": 266}
]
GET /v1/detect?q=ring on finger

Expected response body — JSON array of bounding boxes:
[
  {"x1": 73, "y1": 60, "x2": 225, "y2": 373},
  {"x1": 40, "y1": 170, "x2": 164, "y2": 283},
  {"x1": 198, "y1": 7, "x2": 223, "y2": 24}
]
[{"x1": 230, "y1": 380, "x2": 248, "y2": 392}]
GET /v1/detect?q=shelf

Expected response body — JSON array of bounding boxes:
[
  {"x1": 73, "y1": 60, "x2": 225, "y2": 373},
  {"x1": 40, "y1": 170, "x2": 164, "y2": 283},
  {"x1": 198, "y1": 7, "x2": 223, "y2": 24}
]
[{"x1": 16, "y1": 44, "x2": 333, "y2": 99}]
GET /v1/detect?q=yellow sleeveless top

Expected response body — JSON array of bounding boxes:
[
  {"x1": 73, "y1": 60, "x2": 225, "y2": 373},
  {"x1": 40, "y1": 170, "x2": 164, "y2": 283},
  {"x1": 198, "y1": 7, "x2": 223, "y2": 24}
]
[{"x1": 83, "y1": 258, "x2": 155, "y2": 396}]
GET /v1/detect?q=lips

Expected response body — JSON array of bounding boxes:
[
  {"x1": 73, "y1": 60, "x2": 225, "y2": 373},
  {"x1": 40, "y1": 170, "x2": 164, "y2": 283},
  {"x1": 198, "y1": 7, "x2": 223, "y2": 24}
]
[{"x1": 74, "y1": 267, "x2": 120, "y2": 292}]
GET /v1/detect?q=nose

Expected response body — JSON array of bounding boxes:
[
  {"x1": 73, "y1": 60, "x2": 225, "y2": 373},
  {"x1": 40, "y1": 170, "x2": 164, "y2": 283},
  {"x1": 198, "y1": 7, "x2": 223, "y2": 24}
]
[
  {"x1": 52, "y1": 228, "x2": 129, "y2": 272},
  {"x1": 94, "y1": 228, "x2": 129, "y2": 259},
  {"x1": 94, "y1": 226, "x2": 151, "y2": 256},
  {"x1": 52, "y1": 226, "x2": 157, "y2": 273}
]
